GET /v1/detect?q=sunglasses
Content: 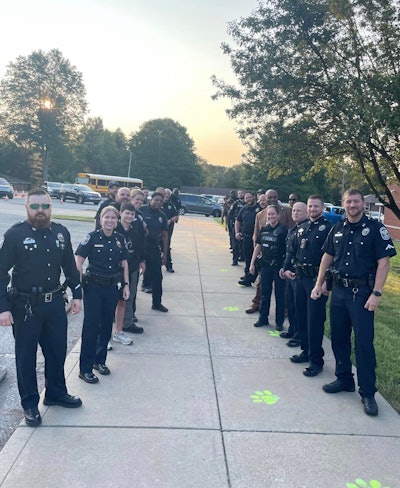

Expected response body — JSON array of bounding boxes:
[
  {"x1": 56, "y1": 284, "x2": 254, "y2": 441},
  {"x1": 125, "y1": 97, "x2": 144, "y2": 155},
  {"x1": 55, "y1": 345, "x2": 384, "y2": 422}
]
[{"x1": 28, "y1": 203, "x2": 51, "y2": 210}]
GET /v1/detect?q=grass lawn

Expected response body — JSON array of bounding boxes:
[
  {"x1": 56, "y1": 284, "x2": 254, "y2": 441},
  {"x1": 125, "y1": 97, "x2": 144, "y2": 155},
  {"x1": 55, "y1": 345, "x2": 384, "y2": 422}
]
[{"x1": 325, "y1": 242, "x2": 400, "y2": 414}]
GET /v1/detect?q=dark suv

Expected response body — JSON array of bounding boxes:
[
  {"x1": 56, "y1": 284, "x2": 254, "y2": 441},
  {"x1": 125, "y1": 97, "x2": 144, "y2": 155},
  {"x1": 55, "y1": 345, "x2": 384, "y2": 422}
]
[
  {"x1": 59, "y1": 184, "x2": 101, "y2": 205},
  {"x1": 179, "y1": 193, "x2": 222, "y2": 217},
  {"x1": 43, "y1": 181, "x2": 62, "y2": 198},
  {"x1": 0, "y1": 178, "x2": 14, "y2": 199}
]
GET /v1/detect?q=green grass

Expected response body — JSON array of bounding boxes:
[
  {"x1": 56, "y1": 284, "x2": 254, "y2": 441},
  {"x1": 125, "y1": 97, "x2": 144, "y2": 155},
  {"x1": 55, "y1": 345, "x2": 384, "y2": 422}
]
[
  {"x1": 52, "y1": 214, "x2": 94, "y2": 222},
  {"x1": 325, "y1": 242, "x2": 400, "y2": 413}
]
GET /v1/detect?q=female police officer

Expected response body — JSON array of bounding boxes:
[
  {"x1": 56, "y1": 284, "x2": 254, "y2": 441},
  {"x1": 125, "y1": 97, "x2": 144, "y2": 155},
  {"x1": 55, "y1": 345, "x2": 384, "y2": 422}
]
[
  {"x1": 249, "y1": 205, "x2": 288, "y2": 330},
  {"x1": 75, "y1": 206, "x2": 130, "y2": 384}
]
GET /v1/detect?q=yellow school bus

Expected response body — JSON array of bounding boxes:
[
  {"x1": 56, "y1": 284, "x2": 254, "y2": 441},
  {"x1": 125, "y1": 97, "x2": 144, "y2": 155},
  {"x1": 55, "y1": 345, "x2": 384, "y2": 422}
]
[{"x1": 75, "y1": 173, "x2": 143, "y2": 196}]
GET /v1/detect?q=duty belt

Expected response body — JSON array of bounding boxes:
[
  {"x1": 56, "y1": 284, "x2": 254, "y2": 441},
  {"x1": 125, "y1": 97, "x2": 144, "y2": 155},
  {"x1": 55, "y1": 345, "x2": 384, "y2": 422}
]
[
  {"x1": 295, "y1": 264, "x2": 319, "y2": 278},
  {"x1": 12, "y1": 285, "x2": 64, "y2": 303},
  {"x1": 85, "y1": 270, "x2": 121, "y2": 286},
  {"x1": 333, "y1": 275, "x2": 369, "y2": 288}
]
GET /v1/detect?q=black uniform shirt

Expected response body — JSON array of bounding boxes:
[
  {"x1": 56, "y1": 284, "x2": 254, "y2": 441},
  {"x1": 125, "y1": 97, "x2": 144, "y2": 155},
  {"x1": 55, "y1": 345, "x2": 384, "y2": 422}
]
[
  {"x1": 0, "y1": 220, "x2": 82, "y2": 312},
  {"x1": 288, "y1": 216, "x2": 332, "y2": 267},
  {"x1": 323, "y1": 214, "x2": 397, "y2": 279},
  {"x1": 229, "y1": 199, "x2": 245, "y2": 221},
  {"x1": 140, "y1": 205, "x2": 168, "y2": 247},
  {"x1": 283, "y1": 219, "x2": 308, "y2": 271},
  {"x1": 75, "y1": 230, "x2": 128, "y2": 275},
  {"x1": 162, "y1": 201, "x2": 178, "y2": 220},
  {"x1": 116, "y1": 214, "x2": 146, "y2": 272},
  {"x1": 236, "y1": 205, "x2": 257, "y2": 236},
  {"x1": 256, "y1": 223, "x2": 288, "y2": 267}
]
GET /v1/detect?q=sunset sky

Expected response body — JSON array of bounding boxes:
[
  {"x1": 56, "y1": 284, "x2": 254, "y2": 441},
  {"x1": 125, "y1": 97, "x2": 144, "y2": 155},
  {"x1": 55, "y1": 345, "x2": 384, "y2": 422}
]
[{"x1": 1, "y1": 0, "x2": 259, "y2": 167}]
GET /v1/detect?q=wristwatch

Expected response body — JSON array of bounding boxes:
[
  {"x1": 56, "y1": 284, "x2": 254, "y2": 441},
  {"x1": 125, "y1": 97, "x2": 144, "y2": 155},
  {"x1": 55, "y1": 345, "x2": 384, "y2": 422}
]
[{"x1": 372, "y1": 290, "x2": 382, "y2": 297}]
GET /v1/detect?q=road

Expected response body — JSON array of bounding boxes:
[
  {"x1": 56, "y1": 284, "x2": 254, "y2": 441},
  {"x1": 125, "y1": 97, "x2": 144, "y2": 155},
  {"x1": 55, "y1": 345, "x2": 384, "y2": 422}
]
[{"x1": 0, "y1": 197, "x2": 97, "y2": 451}]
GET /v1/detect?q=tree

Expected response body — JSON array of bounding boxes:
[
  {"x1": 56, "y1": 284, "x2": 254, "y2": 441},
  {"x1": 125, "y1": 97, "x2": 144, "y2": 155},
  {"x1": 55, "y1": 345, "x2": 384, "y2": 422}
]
[
  {"x1": 129, "y1": 118, "x2": 201, "y2": 189},
  {"x1": 0, "y1": 48, "x2": 87, "y2": 181},
  {"x1": 213, "y1": 0, "x2": 400, "y2": 216},
  {"x1": 74, "y1": 118, "x2": 130, "y2": 180}
]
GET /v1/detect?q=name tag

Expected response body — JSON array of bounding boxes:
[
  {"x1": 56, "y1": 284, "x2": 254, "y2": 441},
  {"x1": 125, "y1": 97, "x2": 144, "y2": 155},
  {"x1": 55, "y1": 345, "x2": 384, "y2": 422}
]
[{"x1": 94, "y1": 244, "x2": 104, "y2": 248}]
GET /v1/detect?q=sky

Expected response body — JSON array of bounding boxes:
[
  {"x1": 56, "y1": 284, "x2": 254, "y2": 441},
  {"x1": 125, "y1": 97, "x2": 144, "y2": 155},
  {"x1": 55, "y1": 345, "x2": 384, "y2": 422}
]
[{"x1": 1, "y1": 0, "x2": 260, "y2": 167}]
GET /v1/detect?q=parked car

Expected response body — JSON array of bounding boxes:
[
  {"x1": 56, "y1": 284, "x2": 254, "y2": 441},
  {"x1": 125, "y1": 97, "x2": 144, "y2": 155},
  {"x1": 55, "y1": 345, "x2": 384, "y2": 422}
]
[
  {"x1": 59, "y1": 183, "x2": 101, "y2": 205},
  {"x1": 179, "y1": 193, "x2": 223, "y2": 217},
  {"x1": 201, "y1": 194, "x2": 223, "y2": 204},
  {"x1": 43, "y1": 181, "x2": 62, "y2": 198},
  {"x1": 323, "y1": 205, "x2": 346, "y2": 223},
  {"x1": 0, "y1": 178, "x2": 14, "y2": 199}
]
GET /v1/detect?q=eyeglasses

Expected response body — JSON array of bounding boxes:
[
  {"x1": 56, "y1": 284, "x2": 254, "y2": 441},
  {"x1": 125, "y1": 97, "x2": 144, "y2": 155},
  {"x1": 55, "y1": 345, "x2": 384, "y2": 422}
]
[{"x1": 28, "y1": 203, "x2": 51, "y2": 210}]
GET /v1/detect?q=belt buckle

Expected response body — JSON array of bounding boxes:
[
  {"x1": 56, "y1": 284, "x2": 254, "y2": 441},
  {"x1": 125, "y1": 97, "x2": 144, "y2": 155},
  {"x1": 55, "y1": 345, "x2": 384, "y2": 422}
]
[
  {"x1": 342, "y1": 278, "x2": 349, "y2": 287},
  {"x1": 44, "y1": 292, "x2": 53, "y2": 303}
]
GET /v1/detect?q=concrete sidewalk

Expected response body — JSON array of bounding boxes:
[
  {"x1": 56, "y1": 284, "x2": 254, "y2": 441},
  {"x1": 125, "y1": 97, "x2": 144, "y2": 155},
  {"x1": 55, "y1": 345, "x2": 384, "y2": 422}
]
[{"x1": 0, "y1": 216, "x2": 399, "y2": 488}]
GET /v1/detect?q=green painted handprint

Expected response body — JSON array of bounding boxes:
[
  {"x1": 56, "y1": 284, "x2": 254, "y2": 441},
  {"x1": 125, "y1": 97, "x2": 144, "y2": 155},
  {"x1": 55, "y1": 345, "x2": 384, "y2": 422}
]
[
  {"x1": 251, "y1": 390, "x2": 279, "y2": 405},
  {"x1": 346, "y1": 479, "x2": 390, "y2": 488}
]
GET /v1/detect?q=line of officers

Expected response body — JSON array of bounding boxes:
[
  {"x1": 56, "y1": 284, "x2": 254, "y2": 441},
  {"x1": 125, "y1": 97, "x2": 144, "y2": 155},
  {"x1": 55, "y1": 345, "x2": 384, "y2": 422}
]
[
  {"x1": 0, "y1": 184, "x2": 180, "y2": 427},
  {"x1": 231, "y1": 189, "x2": 396, "y2": 417}
]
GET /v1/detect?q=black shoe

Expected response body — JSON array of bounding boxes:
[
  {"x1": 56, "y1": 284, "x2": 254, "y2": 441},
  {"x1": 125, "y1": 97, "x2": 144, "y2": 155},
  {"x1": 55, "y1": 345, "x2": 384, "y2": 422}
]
[
  {"x1": 79, "y1": 372, "x2": 99, "y2": 383},
  {"x1": 290, "y1": 352, "x2": 309, "y2": 363},
  {"x1": 152, "y1": 304, "x2": 168, "y2": 312},
  {"x1": 123, "y1": 323, "x2": 144, "y2": 334},
  {"x1": 166, "y1": 267, "x2": 175, "y2": 273},
  {"x1": 24, "y1": 407, "x2": 42, "y2": 427},
  {"x1": 361, "y1": 396, "x2": 378, "y2": 416},
  {"x1": 231, "y1": 261, "x2": 238, "y2": 266},
  {"x1": 275, "y1": 324, "x2": 283, "y2": 332},
  {"x1": 132, "y1": 314, "x2": 138, "y2": 322},
  {"x1": 303, "y1": 364, "x2": 323, "y2": 377},
  {"x1": 254, "y1": 320, "x2": 269, "y2": 327},
  {"x1": 287, "y1": 339, "x2": 301, "y2": 348},
  {"x1": 238, "y1": 280, "x2": 252, "y2": 286},
  {"x1": 280, "y1": 332, "x2": 293, "y2": 339},
  {"x1": 245, "y1": 307, "x2": 259, "y2": 314},
  {"x1": 322, "y1": 379, "x2": 355, "y2": 394},
  {"x1": 43, "y1": 394, "x2": 82, "y2": 408},
  {"x1": 93, "y1": 364, "x2": 111, "y2": 375}
]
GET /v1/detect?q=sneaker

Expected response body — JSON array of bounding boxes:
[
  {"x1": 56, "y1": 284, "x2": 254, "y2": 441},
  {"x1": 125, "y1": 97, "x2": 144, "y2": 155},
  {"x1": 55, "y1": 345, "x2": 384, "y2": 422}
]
[
  {"x1": 107, "y1": 342, "x2": 113, "y2": 351},
  {"x1": 112, "y1": 332, "x2": 133, "y2": 345}
]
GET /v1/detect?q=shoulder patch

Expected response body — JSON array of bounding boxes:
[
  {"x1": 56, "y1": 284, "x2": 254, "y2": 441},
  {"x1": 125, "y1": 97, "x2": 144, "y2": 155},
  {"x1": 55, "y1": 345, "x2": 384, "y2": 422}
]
[
  {"x1": 80, "y1": 234, "x2": 91, "y2": 245},
  {"x1": 380, "y1": 226, "x2": 391, "y2": 241}
]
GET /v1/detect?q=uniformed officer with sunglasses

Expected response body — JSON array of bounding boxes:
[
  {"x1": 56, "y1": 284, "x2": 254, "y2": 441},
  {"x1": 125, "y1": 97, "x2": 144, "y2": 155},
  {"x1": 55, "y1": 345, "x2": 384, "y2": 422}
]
[{"x1": 0, "y1": 188, "x2": 83, "y2": 427}]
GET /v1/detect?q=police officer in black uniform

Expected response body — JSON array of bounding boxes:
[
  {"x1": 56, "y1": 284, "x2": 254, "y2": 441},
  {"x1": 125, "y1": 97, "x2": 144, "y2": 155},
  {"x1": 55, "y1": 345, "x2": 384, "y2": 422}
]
[
  {"x1": 279, "y1": 202, "x2": 308, "y2": 346},
  {"x1": 140, "y1": 192, "x2": 169, "y2": 312},
  {"x1": 163, "y1": 189, "x2": 178, "y2": 273},
  {"x1": 284, "y1": 195, "x2": 332, "y2": 377},
  {"x1": 0, "y1": 188, "x2": 83, "y2": 426},
  {"x1": 312, "y1": 189, "x2": 396, "y2": 416},
  {"x1": 229, "y1": 189, "x2": 246, "y2": 265},
  {"x1": 76, "y1": 206, "x2": 130, "y2": 384},
  {"x1": 94, "y1": 181, "x2": 120, "y2": 230},
  {"x1": 235, "y1": 192, "x2": 258, "y2": 286},
  {"x1": 250, "y1": 205, "x2": 288, "y2": 330}
]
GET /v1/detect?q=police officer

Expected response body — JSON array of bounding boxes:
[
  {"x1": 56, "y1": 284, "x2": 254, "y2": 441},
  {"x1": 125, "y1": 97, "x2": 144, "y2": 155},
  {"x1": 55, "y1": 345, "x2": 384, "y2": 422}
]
[
  {"x1": 279, "y1": 202, "x2": 308, "y2": 346},
  {"x1": 163, "y1": 188, "x2": 179, "y2": 273},
  {"x1": 140, "y1": 192, "x2": 169, "y2": 312},
  {"x1": 235, "y1": 192, "x2": 258, "y2": 286},
  {"x1": 229, "y1": 189, "x2": 246, "y2": 265},
  {"x1": 250, "y1": 205, "x2": 288, "y2": 330},
  {"x1": 311, "y1": 189, "x2": 396, "y2": 416},
  {"x1": 95, "y1": 181, "x2": 120, "y2": 230},
  {"x1": 0, "y1": 188, "x2": 83, "y2": 426},
  {"x1": 75, "y1": 206, "x2": 130, "y2": 383},
  {"x1": 283, "y1": 195, "x2": 332, "y2": 377}
]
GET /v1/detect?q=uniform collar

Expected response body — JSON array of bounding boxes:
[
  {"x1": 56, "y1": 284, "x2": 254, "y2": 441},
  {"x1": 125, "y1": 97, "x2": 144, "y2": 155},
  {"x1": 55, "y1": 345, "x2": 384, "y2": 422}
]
[{"x1": 343, "y1": 213, "x2": 368, "y2": 228}]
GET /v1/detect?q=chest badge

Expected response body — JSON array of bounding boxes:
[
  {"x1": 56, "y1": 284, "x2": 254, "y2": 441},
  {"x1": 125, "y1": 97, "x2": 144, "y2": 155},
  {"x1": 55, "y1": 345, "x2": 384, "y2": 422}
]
[
  {"x1": 23, "y1": 237, "x2": 36, "y2": 245},
  {"x1": 319, "y1": 225, "x2": 326, "y2": 231},
  {"x1": 362, "y1": 227, "x2": 370, "y2": 236}
]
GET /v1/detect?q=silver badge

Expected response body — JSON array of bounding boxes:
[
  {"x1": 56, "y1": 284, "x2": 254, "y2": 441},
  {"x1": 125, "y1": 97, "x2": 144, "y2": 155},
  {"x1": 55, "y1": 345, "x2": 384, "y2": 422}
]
[
  {"x1": 362, "y1": 228, "x2": 370, "y2": 236},
  {"x1": 159, "y1": 217, "x2": 162, "y2": 222},
  {"x1": 23, "y1": 237, "x2": 36, "y2": 245},
  {"x1": 57, "y1": 232, "x2": 65, "y2": 243},
  {"x1": 319, "y1": 225, "x2": 326, "y2": 231},
  {"x1": 380, "y1": 227, "x2": 390, "y2": 241}
]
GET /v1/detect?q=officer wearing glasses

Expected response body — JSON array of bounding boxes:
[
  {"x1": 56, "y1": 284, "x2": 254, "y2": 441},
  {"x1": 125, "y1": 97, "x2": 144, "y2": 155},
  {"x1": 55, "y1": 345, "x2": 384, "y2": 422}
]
[{"x1": 0, "y1": 188, "x2": 83, "y2": 427}]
